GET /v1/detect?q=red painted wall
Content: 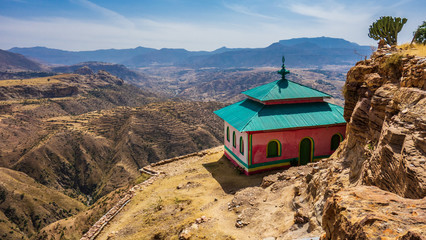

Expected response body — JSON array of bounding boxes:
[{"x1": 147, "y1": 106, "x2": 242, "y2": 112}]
[{"x1": 250, "y1": 125, "x2": 346, "y2": 165}]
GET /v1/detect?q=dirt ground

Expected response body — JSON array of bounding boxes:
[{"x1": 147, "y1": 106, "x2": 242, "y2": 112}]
[{"x1": 95, "y1": 146, "x2": 320, "y2": 240}]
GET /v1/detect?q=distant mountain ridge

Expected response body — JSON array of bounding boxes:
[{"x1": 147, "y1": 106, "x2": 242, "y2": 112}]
[
  {"x1": 8, "y1": 46, "x2": 156, "y2": 66},
  {"x1": 9, "y1": 37, "x2": 372, "y2": 68},
  {"x1": 278, "y1": 37, "x2": 361, "y2": 48},
  {"x1": 0, "y1": 49, "x2": 46, "y2": 71}
]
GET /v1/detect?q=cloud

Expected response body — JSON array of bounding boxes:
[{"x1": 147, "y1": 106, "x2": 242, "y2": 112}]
[
  {"x1": 0, "y1": 15, "x2": 270, "y2": 51},
  {"x1": 70, "y1": 0, "x2": 134, "y2": 27},
  {"x1": 7, "y1": 0, "x2": 410, "y2": 51},
  {"x1": 286, "y1": 1, "x2": 373, "y2": 23},
  {"x1": 224, "y1": 3, "x2": 277, "y2": 20}
]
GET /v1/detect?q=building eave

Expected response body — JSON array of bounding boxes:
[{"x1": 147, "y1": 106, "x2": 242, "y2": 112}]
[{"x1": 244, "y1": 122, "x2": 347, "y2": 134}]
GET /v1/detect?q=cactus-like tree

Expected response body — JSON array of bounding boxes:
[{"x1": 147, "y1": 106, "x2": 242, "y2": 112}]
[
  {"x1": 411, "y1": 21, "x2": 426, "y2": 45},
  {"x1": 368, "y1": 16, "x2": 407, "y2": 46}
]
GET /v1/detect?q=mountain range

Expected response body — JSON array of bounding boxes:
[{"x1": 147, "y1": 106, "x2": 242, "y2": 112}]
[
  {"x1": 1, "y1": 43, "x2": 349, "y2": 106},
  {"x1": 9, "y1": 37, "x2": 372, "y2": 68},
  {"x1": 0, "y1": 49, "x2": 46, "y2": 72}
]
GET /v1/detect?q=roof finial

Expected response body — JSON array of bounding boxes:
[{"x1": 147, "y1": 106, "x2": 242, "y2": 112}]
[{"x1": 277, "y1": 56, "x2": 290, "y2": 80}]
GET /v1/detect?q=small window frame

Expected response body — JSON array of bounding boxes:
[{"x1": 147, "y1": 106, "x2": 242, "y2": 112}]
[
  {"x1": 239, "y1": 137, "x2": 244, "y2": 155},
  {"x1": 266, "y1": 139, "x2": 281, "y2": 158},
  {"x1": 226, "y1": 126, "x2": 230, "y2": 142}
]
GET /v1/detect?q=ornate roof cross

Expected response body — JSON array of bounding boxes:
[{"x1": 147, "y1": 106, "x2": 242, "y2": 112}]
[{"x1": 277, "y1": 56, "x2": 290, "y2": 80}]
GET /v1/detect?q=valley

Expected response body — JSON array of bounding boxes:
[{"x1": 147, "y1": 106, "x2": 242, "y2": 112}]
[
  {"x1": 134, "y1": 66, "x2": 347, "y2": 106},
  {"x1": 0, "y1": 71, "x2": 224, "y2": 239}
]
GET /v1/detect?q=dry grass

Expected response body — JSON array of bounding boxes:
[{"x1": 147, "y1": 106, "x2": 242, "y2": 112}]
[
  {"x1": 0, "y1": 74, "x2": 70, "y2": 86},
  {"x1": 398, "y1": 43, "x2": 426, "y2": 57},
  {"x1": 0, "y1": 168, "x2": 86, "y2": 209},
  {"x1": 96, "y1": 150, "x2": 241, "y2": 239},
  {"x1": 95, "y1": 147, "x2": 294, "y2": 240},
  {"x1": 0, "y1": 168, "x2": 87, "y2": 239},
  {"x1": 39, "y1": 186, "x2": 132, "y2": 240}
]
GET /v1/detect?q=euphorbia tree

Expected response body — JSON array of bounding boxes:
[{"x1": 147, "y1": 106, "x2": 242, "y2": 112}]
[{"x1": 368, "y1": 16, "x2": 407, "y2": 46}]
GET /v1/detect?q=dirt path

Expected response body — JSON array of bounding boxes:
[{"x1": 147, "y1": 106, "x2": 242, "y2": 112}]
[
  {"x1": 92, "y1": 146, "x2": 279, "y2": 239},
  {"x1": 90, "y1": 145, "x2": 322, "y2": 240}
]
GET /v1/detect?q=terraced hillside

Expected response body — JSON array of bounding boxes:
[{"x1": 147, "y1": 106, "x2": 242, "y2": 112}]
[{"x1": 0, "y1": 71, "x2": 224, "y2": 239}]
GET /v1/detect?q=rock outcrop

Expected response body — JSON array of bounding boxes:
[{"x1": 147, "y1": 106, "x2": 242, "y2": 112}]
[
  {"x1": 318, "y1": 49, "x2": 426, "y2": 239},
  {"x1": 322, "y1": 186, "x2": 425, "y2": 240},
  {"x1": 73, "y1": 65, "x2": 94, "y2": 75},
  {"x1": 342, "y1": 49, "x2": 425, "y2": 198}
]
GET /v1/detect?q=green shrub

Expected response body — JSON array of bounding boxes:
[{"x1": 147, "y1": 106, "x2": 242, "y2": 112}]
[
  {"x1": 380, "y1": 53, "x2": 403, "y2": 72},
  {"x1": 412, "y1": 21, "x2": 426, "y2": 44}
]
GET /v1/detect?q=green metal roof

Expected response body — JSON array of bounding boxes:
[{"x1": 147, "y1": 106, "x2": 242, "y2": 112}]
[
  {"x1": 242, "y1": 79, "x2": 330, "y2": 102},
  {"x1": 214, "y1": 99, "x2": 346, "y2": 132}
]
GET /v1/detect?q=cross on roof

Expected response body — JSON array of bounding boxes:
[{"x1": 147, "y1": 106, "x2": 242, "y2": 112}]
[{"x1": 277, "y1": 56, "x2": 290, "y2": 80}]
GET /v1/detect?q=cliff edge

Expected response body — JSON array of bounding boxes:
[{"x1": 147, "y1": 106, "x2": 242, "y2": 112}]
[
  {"x1": 342, "y1": 49, "x2": 425, "y2": 198},
  {"x1": 320, "y1": 48, "x2": 426, "y2": 239}
]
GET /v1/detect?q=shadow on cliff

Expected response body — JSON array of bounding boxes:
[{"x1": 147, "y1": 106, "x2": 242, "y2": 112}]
[{"x1": 203, "y1": 155, "x2": 280, "y2": 194}]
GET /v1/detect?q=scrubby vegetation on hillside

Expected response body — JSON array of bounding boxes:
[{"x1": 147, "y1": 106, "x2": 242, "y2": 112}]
[
  {"x1": 0, "y1": 71, "x2": 225, "y2": 239},
  {"x1": 399, "y1": 43, "x2": 426, "y2": 57}
]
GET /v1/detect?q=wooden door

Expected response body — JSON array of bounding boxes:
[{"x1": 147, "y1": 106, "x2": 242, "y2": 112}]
[{"x1": 299, "y1": 138, "x2": 313, "y2": 165}]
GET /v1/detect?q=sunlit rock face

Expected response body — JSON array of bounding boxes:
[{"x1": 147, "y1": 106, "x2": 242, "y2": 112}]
[{"x1": 342, "y1": 49, "x2": 425, "y2": 199}]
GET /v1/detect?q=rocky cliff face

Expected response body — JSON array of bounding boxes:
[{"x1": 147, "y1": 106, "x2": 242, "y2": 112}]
[
  {"x1": 318, "y1": 49, "x2": 426, "y2": 239},
  {"x1": 342, "y1": 49, "x2": 425, "y2": 198}
]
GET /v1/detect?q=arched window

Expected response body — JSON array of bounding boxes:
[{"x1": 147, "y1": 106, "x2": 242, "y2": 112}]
[
  {"x1": 239, "y1": 137, "x2": 244, "y2": 155},
  {"x1": 330, "y1": 133, "x2": 343, "y2": 151},
  {"x1": 267, "y1": 140, "x2": 281, "y2": 158},
  {"x1": 232, "y1": 131, "x2": 236, "y2": 148},
  {"x1": 226, "y1": 126, "x2": 230, "y2": 142}
]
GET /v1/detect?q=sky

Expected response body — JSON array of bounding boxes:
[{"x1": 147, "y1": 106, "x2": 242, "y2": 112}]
[{"x1": 0, "y1": 0, "x2": 425, "y2": 51}]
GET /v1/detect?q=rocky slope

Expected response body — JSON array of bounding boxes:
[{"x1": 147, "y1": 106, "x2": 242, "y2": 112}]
[
  {"x1": 322, "y1": 186, "x2": 425, "y2": 239},
  {"x1": 0, "y1": 168, "x2": 86, "y2": 239},
  {"x1": 0, "y1": 71, "x2": 224, "y2": 239},
  {"x1": 342, "y1": 50, "x2": 425, "y2": 199}
]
